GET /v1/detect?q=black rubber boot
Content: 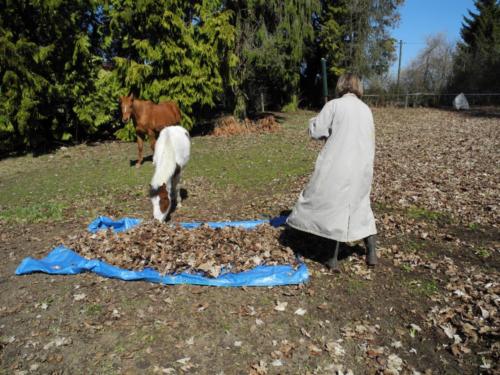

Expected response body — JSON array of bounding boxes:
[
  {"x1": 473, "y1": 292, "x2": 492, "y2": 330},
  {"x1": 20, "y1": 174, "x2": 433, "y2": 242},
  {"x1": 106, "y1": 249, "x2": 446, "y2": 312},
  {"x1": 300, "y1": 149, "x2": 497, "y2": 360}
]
[
  {"x1": 325, "y1": 240, "x2": 340, "y2": 272},
  {"x1": 364, "y1": 235, "x2": 377, "y2": 266}
]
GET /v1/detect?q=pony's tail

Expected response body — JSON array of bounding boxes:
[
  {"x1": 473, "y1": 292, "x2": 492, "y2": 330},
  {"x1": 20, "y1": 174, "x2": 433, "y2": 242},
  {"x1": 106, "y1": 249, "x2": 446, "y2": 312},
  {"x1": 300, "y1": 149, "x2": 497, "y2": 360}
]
[{"x1": 151, "y1": 131, "x2": 177, "y2": 188}]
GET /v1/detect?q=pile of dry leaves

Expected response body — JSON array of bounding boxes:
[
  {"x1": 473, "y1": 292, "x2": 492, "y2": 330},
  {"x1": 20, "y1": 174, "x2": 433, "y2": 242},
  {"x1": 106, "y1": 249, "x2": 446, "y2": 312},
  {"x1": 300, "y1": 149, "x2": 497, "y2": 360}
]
[
  {"x1": 60, "y1": 221, "x2": 297, "y2": 277},
  {"x1": 211, "y1": 115, "x2": 281, "y2": 136}
]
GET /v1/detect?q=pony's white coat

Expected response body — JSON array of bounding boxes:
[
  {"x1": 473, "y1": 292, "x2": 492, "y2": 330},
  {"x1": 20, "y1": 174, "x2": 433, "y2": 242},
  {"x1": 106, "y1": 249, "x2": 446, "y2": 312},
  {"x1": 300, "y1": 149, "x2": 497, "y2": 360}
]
[{"x1": 150, "y1": 126, "x2": 191, "y2": 221}]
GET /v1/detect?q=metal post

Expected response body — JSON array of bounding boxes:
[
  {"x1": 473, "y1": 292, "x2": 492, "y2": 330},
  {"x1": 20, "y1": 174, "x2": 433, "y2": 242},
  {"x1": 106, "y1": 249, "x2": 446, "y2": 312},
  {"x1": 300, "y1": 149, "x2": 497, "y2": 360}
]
[
  {"x1": 321, "y1": 58, "x2": 328, "y2": 104},
  {"x1": 396, "y1": 40, "x2": 403, "y2": 100}
]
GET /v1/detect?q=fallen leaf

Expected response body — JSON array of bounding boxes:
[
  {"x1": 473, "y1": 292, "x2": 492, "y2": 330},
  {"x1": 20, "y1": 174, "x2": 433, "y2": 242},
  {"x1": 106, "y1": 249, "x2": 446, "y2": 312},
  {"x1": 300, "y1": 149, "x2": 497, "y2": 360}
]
[
  {"x1": 294, "y1": 308, "x2": 307, "y2": 316},
  {"x1": 176, "y1": 357, "x2": 190, "y2": 365},
  {"x1": 73, "y1": 293, "x2": 86, "y2": 301},
  {"x1": 274, "y1": 301, "x2": 288, "y2": 312},
  {"x1": 271, "y1": 359, "x2": 283, "y2": 367}
]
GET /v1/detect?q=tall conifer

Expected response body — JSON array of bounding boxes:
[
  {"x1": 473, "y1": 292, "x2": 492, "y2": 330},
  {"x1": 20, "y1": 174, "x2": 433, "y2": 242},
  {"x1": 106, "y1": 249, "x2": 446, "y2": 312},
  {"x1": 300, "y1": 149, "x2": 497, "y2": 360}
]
[{"x1": 451, "y1": 0, "x2": 500, "y2": 92}]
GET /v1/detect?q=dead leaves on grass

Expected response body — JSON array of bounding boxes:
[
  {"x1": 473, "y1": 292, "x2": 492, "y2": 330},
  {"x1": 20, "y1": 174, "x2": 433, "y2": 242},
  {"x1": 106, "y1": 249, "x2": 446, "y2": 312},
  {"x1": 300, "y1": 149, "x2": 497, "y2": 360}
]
[
  {"x1": 373, "y1": 109, "x2": 498, "y2": 228},
  {"x1": 384, "y1": 240, "x2": 499, "y2": 373},
  {"x1": 427, "y1": 264, "x2": 499, "y2": 370}
]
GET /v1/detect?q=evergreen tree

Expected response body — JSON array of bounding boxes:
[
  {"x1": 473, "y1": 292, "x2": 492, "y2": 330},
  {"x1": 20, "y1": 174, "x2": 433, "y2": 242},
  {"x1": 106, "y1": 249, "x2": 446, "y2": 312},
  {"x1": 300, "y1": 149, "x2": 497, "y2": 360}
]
[
  {"x1": 0, "y1": 0, "x2": 408, "y2": 152},
  {"x1": 451, "y1": 0, "x2": 500, "y2": 92},
  {"x1": 226, "y1": 0, "x2": 320, "y2": 117},
  {"x1": 0, "y1": 0, "x2": 101, "y2": 151},
  {"x1": 302, "y1": 0, "x2": 403, "y2": 104},
  {"x1": 104, "y1": 0, "x2": 235, "y2": 133}
]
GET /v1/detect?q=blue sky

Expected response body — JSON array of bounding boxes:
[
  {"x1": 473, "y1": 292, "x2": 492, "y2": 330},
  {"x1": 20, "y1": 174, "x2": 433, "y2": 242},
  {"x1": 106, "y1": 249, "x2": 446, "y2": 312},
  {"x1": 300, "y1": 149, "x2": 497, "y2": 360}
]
[{"x1": 390, "y1": 0, "x2": 477, "y2": 72}]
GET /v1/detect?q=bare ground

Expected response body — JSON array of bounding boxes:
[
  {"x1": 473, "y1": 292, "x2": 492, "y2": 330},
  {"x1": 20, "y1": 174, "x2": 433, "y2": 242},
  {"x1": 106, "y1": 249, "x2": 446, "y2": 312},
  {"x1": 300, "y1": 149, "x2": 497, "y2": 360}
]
[{"x1": 0, "y1": 108, "x2": 498, "y2": 375}]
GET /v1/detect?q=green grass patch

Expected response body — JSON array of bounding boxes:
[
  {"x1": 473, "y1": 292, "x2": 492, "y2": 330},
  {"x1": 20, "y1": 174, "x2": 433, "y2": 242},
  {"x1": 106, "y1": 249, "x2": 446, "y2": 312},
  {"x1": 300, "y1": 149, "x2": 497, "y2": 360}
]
[
  {"x1": 187, "y1": 117, "x2": 315, "y2": 191},
  {"x1": 401, "y1": 239, "x2": 426, "y2": 253},
  {"x1": 468, "y1": 222, "x2": 480, "y2": 231},
  {"x1": 0, "y1": 201, "x2": 66, "y2": 223},
  {"x1": 84, "y1": 303, "x2": 104, "y2": 317},
  {"x1": 373, "y1": 202, "x2": 393, "y2": 212},
  {"x1": 474, "y1": 247, "x2": 491, "y2": 259},
  {"x1": 406, "y1": 206, "x2": 450, "y2": 223},
  {"x1": 401, "y1": 264, "x2": 413, "y2": 272},
  {"x1": 0, "y1": 111, "x2": 317, "y2": 223},
  {"x1": 346, "y1": 278, "x2": 367, "y2": 294},
  {"x1": 407, "y1": 279, "x2": 439, "y2": 297}
]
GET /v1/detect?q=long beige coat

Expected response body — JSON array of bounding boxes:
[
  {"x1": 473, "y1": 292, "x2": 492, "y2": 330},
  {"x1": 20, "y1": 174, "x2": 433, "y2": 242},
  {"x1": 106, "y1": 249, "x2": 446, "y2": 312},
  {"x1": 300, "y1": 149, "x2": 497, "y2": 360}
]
[{"x1": 286, "y1": 93, "x2": 377, "y2": 242}]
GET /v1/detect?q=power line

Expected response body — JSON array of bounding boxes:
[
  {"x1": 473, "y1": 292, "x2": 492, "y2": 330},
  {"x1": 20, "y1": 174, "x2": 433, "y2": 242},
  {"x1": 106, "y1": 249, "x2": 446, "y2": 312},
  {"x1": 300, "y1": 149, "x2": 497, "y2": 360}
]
[{"x1": 402, "y1": 41, "x2": 428, "y2": 45}]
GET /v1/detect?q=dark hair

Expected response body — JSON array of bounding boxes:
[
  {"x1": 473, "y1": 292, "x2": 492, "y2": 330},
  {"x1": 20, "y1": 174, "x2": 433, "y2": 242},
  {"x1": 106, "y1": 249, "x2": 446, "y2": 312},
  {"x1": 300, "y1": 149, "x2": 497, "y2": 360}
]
[{"x1": 336, "y1": 73, "x2": 364, "y2": 98}]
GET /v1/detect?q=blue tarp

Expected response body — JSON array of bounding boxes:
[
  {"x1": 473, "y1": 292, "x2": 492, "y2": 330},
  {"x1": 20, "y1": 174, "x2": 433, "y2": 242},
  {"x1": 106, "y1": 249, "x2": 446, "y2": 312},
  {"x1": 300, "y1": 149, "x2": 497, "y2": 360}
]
[
  {"x1": 87, "y1": 215, "x2": 288, "y2": 232},
  {"x1": 16, "y1": 215, "x2": 307, "y2": 287},
  {"x1": 88, "y1": 216, "x2": 143, "y2": 233}
]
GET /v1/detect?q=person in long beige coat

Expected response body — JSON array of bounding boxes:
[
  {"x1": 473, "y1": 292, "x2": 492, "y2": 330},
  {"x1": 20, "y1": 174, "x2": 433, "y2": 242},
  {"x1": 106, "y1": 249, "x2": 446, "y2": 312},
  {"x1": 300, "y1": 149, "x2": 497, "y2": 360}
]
[{"x1": 286, "y1": 73, "x2": 377, "y2": 271}]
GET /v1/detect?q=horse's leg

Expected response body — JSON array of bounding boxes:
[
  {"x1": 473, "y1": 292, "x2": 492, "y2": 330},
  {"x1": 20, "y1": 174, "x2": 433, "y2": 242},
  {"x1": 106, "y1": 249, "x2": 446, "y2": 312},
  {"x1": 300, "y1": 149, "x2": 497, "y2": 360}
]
[
  {"x1": 148, "y1": 129, "x2": 156, "y2": 153},
  {"x1": 172, "y1": 169, "x2": 182, "y2": 208},
  {"x1": 136, "y1": 131, "x2": 145, "y2": 168}
]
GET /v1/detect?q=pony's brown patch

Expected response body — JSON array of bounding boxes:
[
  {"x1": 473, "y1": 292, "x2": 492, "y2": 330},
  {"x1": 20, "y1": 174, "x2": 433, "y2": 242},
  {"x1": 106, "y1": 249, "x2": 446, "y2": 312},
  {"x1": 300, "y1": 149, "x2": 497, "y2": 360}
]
[
  {"x1": 150, "y1": 184, "x2": 170, "y2": 214},
  {"x1": 158, "y1": 184, "x2": 170, "y2": 213}
]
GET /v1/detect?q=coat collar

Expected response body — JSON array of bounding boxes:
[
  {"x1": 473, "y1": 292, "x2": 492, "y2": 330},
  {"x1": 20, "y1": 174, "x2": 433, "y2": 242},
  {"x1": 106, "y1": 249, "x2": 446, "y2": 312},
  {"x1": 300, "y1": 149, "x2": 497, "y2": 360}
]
[{"x1": 342, "y1": 93, "x2": 357, "y2": 98}]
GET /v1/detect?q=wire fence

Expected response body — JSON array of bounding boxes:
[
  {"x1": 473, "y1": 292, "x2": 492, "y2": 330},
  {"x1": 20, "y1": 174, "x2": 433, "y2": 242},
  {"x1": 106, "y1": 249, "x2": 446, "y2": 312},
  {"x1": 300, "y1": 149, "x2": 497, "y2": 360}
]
[{"x1": 363, "y1": 93, "x2": 500, "y2": 108}]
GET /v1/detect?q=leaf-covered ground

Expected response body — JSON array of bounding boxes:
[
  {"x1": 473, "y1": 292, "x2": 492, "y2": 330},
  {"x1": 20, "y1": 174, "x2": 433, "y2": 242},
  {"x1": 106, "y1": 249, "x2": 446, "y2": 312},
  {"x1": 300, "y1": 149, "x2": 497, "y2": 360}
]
[{"x1": 0, "y1": 108, "x2": 498, "y2": 374}]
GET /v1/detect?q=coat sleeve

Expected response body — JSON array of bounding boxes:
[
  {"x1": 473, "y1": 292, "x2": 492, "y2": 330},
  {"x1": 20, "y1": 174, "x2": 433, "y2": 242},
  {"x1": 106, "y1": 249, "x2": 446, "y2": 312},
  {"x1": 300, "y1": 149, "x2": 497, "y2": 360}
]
[{"x1": 308, "y1": 100, "x2": 336, "y2": 140}]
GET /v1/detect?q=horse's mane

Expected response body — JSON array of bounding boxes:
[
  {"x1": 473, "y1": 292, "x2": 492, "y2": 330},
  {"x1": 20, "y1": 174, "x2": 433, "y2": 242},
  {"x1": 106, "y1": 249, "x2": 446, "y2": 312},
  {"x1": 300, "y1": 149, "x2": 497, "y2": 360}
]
[{"x1": 151, "y1": 129, "x2": 177, "y2": 189}]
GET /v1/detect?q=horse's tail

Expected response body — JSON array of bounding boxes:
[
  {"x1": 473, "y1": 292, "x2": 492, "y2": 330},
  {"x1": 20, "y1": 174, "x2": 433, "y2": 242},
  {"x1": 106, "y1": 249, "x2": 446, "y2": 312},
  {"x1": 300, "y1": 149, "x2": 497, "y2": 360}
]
[{"x1": 151, "y1": 129, "x2": 177, "y2": 189}]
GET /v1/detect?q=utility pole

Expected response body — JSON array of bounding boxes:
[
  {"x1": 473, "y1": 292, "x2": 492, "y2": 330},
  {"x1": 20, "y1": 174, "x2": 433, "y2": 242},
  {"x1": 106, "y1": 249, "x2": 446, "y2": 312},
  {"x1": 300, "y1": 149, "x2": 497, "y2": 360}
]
[
  {"x1": 396, "y1": 40, "x2": 403, "y2": 98},
  {"x1": 321, "y1": 57, "x2": 328, "y2": 104}
]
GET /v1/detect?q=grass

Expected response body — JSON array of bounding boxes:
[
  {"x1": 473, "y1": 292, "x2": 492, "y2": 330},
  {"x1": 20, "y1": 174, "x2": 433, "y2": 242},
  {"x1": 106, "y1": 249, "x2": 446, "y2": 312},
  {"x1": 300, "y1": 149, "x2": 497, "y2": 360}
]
[
  {"x1": 401, "y1": 264, "x2": 413, "y2": 272},
  {"x1": 346, "y1": 278, "x2": 367, "y2": 294},
  {"x1": 0, "y1": 112, "x2": 316, "y2": 223},
  {"x1": 0, "y1": 201, "x2": 66, "y2": 223},
  {"x1": 474, "y1": 247, "x2": 492, "y2": 259},
  {"x1": 403, "y1": 239, "x2": 425, "y2": 254},
  {"x1": 407, "y1": 279, "x2": 439, "y2": 297},
  {"x1": 468, "y1": 222, "x2": 480, "y2": 231},
  {"x1": 85, "y1": 303, "x2": 104, "y2": 317},
  {"x1": 406, "y1": 206, "x2": 449, "y2": 223},
  {"x1": 187, "y1": 113, "x2": 315, "y2": 190}
]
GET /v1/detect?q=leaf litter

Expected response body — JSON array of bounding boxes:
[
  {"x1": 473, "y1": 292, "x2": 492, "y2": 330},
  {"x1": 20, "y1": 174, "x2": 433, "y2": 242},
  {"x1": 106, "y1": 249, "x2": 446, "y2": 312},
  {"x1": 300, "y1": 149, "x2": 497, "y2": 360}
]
[
  {"x1": 59, "y1": 221, "x2": 298, "y2": 278},
  {"x1": 4, "y1": 108, "x2": 499, "y2": 374}
]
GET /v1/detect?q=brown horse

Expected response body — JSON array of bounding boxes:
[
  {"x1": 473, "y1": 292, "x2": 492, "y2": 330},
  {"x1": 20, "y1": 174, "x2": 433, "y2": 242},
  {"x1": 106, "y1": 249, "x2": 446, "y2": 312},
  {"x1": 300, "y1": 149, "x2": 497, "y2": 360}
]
[{"x1": 119, "y1": 93, "x2": 182, "y2": 167}]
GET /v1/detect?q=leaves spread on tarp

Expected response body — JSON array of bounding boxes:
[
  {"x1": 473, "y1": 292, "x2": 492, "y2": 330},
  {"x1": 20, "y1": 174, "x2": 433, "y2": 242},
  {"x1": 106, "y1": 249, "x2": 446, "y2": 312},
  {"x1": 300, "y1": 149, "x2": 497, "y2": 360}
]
[{"x1": 59, "y1": 221, "x2": 298, "y2": 278}]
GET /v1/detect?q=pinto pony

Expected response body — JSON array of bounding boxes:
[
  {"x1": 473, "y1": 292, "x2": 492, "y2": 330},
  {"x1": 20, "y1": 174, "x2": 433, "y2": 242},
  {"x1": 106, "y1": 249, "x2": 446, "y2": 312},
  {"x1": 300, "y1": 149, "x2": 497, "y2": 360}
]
[
  {"x1": 119, "y1": 93, "x2": 182, "y2": 167},
  {"x1": 149, "y1": 126, "x2": 191, "y2": 222}
]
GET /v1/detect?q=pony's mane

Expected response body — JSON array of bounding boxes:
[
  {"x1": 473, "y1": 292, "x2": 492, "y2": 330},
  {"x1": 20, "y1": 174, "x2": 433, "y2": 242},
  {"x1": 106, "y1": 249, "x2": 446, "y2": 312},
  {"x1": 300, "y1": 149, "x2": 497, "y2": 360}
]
[{"x1": 151, "y1": 130, "x2": 177, "y2": 189}]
